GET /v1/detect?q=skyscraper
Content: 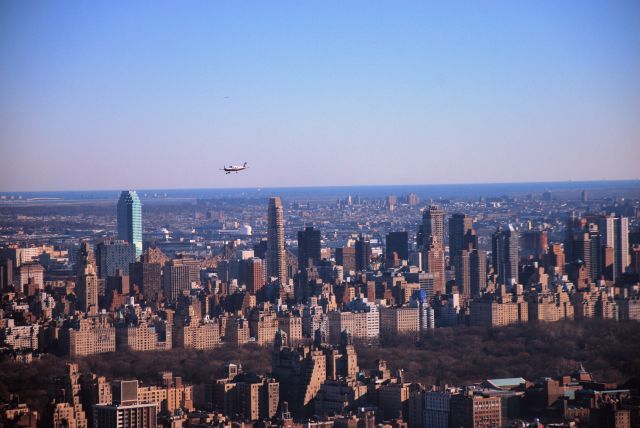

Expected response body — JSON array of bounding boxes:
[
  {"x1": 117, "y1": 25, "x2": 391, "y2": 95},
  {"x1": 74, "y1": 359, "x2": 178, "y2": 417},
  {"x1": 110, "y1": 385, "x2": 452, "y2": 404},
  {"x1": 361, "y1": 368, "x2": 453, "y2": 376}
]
[
  {"x1": 449, "y1": 213, "x2": 475, "y2": 265},
  {"x1": 117, "y1": 190, "x2": 143, "y2": 259},
  {"x1": 599, "y1": 215, "x2": 630, "y2": 281},
  {"x1": 421, "y1": 205, "x2": 445, "y2": 249},
  {"x1": 76, "y1": 247, "x2": 99, "y2": 315},
  {"x1": 243, "y1": 257, "x2": 266, "y2": 294},
  {"x1": 96, "y1": 240, "x2": 136, "y2": 279},
  {"x1": 492, "y1": 225, "x2": 519, "y2": 287},
  {"x1": 469, "y1": 249, "x2": 487, "y2": 297},
  {"x1": 335, "y1": 247, "x2": 356, "y2": 272},
  {"x1": 572, "y1": 232, "x2": 593, "y2": 284},
  {"x1": 423, "y1": 237, "x2": 445, "y2": 295},
  {"x1": 297, "y1": 226, "x2": 321, "y2": 269},
  {"x1": 267, "y1": 197, "x2": 288, "y2": 287},
  {"x1": 163, "y1": 260, "x2": 192, "y2": 302},
  {"x1": 355, "y1": 236, "x2": 371, "y2": 272},
  {"x1": 129, "y1": 261, "x2": 162, "y2": 303},
  {"x1": 386, "y1": 232, "x2": 409, "y2": 266}
]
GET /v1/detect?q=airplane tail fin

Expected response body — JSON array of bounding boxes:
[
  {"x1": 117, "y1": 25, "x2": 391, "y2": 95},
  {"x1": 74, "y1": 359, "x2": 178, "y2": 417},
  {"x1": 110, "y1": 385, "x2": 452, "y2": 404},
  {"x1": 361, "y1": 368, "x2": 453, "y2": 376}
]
[{"x1": 243, "y1": 162, "x2": 247, "y2": 167}]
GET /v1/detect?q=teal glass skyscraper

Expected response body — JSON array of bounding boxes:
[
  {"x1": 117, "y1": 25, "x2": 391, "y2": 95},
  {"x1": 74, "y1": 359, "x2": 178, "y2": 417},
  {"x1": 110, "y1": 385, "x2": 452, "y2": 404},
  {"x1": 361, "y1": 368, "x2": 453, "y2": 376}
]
[{"x1": 117, "y1": 190, "x2": 142, "y2": 258}]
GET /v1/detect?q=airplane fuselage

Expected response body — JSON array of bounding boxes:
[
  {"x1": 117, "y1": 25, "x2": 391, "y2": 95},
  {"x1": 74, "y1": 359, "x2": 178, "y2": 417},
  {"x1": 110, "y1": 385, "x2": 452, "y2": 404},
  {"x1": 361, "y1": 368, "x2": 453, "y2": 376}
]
[{"x1": 222, "y1": 163, "x2": 248, "y2": 174}]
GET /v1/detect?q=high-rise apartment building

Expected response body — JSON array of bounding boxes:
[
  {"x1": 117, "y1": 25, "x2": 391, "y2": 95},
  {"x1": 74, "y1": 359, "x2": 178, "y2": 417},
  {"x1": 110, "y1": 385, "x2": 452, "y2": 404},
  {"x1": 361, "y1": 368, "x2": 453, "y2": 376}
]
[
  {"x1": 327, "y1": 305, "x2": 378, "y2": 344},
  {"x1": 492, "y1": 226, "x2": 519, "y2": 287},
  {"x1": 449, "y1": 213, "x2": 475, "y2": 264},
  {"x1": 50, "y1": 363, "x2": 88, "y2": 428},
  {"x1": 210, "y1": 365, "x2": 279, "y2": 421},
  {"x1": 470, "y1": 288, "x2": 528, "y2": 327},
  {"x1": 379, "y1": 306, "x2": 420, "y2": 338},
  {"x1": 76, "y1": 253, "x2": 99, "y2": 316},
  {"x1": 455, "y1": 249, "x2": 486, "y2": 298},
  {"x1": 66, "y1": 317, "x2": 116, "y2": 357},
  {"x1": 297, "y1": 226, "x2": 321, "y2": 269},
  {"x1": 18, "y1": 263, "x2": 44, "y2": 295},
  {"x1": 116, "y1": 316, "x2": 172, "y2": 352},
  {"x1": 249, "y1": 304, "x2": 280, "y2": 346},
  {"x1": 546, "y1": 243, "x2": 565, "y2": 275},
  {"x1": 129, "y1": 262, "x2": 162, "y2": 303},
  {"x1": 136, "y1": 372, "x2": 194, "y2": 414},
  {"x1": 174, "y1": 317, "x2": 221, "y2": 350},
  {"x1": 163, "y1": 260, "x2": 192, "y2": 302},
  {"x1": 94, "y1": 381, "x2": 157, "y2": 428},
  {"x1": 335, "y1": 247, "x2": 356, "y2": 272},
  {"x1": 96, "y1": 240, "x2": 136, "y2": 279},
  {"x1": 528, "y1": 288, "x2": 574, "y2": 323},
  {"x1": 572, "y1": 232, "x2": 593, "y2": 284},
  {"x1": 421, "y1": 205, "x2": 445, "y2": 248},
  {"x1": 354, "y1": 236, "x2": 371, "y2": 272},
  {"x1": 117, "y1": 191, "x2": 143, "y2": 259},
  {"x1": 242, "y1": 257, "x2": 265, "y2": 294},
  {"x1": 267, "y1": 197, "x2": 288, "y2": 289},
  {"x1": 386, "y1": 231, "x2": 409, "y2": 266},
  {"x1": 599, "y1": 215, "x2": 630, "y2": 281},
  {"x1": 422, "y1": 237, "x2": 445, "y2": 295}
]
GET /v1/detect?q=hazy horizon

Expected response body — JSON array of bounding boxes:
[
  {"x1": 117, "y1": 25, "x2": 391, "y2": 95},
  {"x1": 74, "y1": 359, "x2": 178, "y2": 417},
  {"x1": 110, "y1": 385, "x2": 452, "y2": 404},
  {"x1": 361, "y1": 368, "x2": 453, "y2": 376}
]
[{"x1": 2, "y1": 179, "x2": 638, "y2": 202}]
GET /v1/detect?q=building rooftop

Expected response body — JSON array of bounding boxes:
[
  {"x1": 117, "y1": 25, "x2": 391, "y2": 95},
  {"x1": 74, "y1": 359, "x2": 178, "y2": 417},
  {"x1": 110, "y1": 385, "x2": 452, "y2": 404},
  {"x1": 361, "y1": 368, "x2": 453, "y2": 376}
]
[{"x1": 485, "y1": 377, "x2": 527, "y2": 389}]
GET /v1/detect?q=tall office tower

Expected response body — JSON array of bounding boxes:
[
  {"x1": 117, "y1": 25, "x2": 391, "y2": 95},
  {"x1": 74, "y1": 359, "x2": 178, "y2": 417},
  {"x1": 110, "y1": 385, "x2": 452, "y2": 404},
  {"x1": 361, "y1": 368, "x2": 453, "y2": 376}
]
[
  {"x1": 469, "y1": 250, "x2": 487, "y2": 297},
  {"x1": 492, "y1": 225, "x2": 519, "y2": 287},
  {"x1": 267, "y1": 197, "x2": 287, "y2": 286},
  {"x1": 106, "y1": 269, "x2": 129, "y2": 295},
  {"x1": 163, "y1": 261, "x2": 192, "y2": 302},
  {"x1": 521, "y1": 231, "x2": 548, "y2": 260},
  {"x1": 616, "y1": 217, "x2": 630, "y2": 278},
  {"x1": 242, "y1": 257, "x2": 265, "y2": 294},
  {"x1": 454, "y1": 249, "x2": 486, "y2": 298},
  {"x1": 564, "y1": 215, "x2": 583, "y2": 263},
  {"x1": 572, "y1": 233, "x2": 592, "y2": 284},
  {"x1": 0, "y1": 258, "x2": 13, "y2": 290},
  {"x1": 423, "y1": 237, "x2": 445, "y2": 295},
  {"x1": 297, "y1": 226, "x2": 321, "y2": 269},
  {"x1": 117, "y1": 190, "x2": 143, "y2": 259},
  {"x1": 599, "y1": 215, "x2": 630, "y2": 281},
  {"x1": 336, "y1": 247, "x2": 356, "y2": 272},
  {"x1": 129, "y1": 261, "x2": 162, "y2": 302},
  {"x1": 581, "y1": 190, "x2": 588, "y2": 203},
  {"x1": 386, "y1": 231, "x2": 409, "y2": 266},
  {"x1": 449, "y1": 213, "x2": 475, "y2": 265},
  {"x1": 74, "y1": 241, "x2": 96, "y2": 275},
  {"x1": 588, "y1": 224, "x2": 602, "y2": 281},
  {"x1": 96, "y1": 240, "x2": 136, "y2": 279},
  {"x1": 18, "y1": 263, "x2": 44, "y2": 293},
  {"x1": 421, "y1": 205, "x2": 445, "y2": 248},
  {"x1": 253, "y1": 238, "x2": 268, "y2": 259},
  {"x1": 76, "y1": 250, "x2": 99, "y2": 315},
  {"x1": 354, "y1": 236, "x2": 371, "y2": 272},
  {"x1": 546, "y1": 244, "x2": 565, "y2": 276}
]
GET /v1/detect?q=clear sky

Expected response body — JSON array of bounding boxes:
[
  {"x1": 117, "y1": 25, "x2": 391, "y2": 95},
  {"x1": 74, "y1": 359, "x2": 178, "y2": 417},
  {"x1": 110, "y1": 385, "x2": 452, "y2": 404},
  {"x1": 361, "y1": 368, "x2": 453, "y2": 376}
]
[{"x1": 1, "y1": 1, "x2": 639, "y2": 192}]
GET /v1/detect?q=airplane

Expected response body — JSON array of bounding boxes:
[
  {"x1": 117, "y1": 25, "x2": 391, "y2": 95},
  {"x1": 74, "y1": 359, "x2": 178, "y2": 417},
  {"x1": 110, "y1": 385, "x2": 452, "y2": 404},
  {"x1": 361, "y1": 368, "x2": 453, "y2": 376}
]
[{"x1": 221, "y1": 162, "x2": 248, "y2": 174}]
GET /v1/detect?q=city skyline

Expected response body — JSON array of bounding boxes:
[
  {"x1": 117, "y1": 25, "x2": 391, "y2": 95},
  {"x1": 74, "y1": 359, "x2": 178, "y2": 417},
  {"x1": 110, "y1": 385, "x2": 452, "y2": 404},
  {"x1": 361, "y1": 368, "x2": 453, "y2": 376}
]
[
  {"x1": 1, "y1": 179, "x2": 639, "y2": 426},
  {"x1": 2, "y1": 1, "x2": 640, "y2": 426},
  {"x1": 1, "y1": 1, "x2": 639, "y2": 191}
]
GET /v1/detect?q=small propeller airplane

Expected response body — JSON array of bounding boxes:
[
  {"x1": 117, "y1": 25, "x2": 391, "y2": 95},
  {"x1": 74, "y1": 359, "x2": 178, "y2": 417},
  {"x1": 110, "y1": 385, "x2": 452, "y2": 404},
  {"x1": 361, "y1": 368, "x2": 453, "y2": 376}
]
[{"x1": 221, "y1": 162, "x2": 248, "y2": 174}]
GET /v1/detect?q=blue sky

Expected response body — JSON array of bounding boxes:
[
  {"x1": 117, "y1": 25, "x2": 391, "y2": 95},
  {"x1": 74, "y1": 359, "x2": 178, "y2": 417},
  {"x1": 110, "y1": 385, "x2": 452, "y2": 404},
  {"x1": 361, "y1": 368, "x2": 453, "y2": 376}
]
[{"x1": 1, "y1": 1, "x2": 639, "y2": 191}]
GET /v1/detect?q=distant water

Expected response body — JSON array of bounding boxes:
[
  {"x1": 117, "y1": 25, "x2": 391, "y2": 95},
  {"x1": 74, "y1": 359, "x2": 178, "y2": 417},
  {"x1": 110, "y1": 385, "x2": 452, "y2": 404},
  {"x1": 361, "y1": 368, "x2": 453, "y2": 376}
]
[{"x1": 1, "y1": 180, "x2": 639, "y2": 202}]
